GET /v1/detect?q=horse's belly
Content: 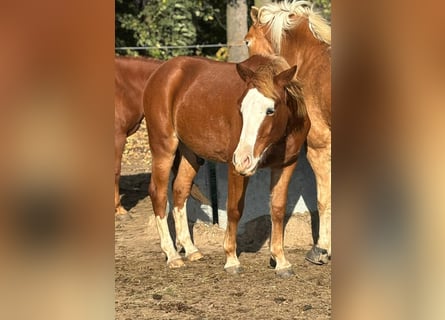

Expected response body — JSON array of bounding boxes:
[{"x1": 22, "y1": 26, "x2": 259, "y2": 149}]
[
  {"x1": 177, "y1": 130, "x2": 232, "y2": 163},
  {"x1": 174, "y1": 101, "x2": 240, "y2": 163}
]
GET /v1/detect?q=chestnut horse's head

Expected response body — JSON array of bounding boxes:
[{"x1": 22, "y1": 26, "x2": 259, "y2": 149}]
[{"x1": 232, "y1": 57, "x2": 306, "y2": 176}]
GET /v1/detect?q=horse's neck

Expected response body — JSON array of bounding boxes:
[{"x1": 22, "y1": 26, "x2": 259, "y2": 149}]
[
  {"x1": 118, "y1": 57, "x2": 160, "y2": 75},
  {"x1": 133, "y1": 58, "x2": 160, "y2": 74},
  {"x1": 281, "y1": 24, "x2": 331, "y2": 120},
  {"x1": 281, "y1": 23, "x2": 330, "y2": 80}
]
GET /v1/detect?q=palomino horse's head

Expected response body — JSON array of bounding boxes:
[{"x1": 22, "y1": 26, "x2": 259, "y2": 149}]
[
  {"x1": 245, "y1": 2, "x2": 331, "y2": 56},
  {"x1": 244, "y1": 6, "x2": 275, "y2": 56},
  {"x1": 232, "y1": 57, "x2": 305, "y2": 176}
]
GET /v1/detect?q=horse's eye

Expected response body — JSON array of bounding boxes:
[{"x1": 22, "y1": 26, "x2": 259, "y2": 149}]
[{"x1": 266, "y1": 108, "x2": 275, "y2": 115}]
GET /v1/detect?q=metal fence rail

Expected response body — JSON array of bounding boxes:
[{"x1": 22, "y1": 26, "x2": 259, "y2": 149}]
[{"x1": 115, "y1": 42, "x2": 245, "y2": 51}]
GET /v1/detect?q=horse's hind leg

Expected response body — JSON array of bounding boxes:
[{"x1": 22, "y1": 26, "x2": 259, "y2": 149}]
[
  {"x1": 172, "y1": 147, "x2": 203, "y2": 262},
  {"x1": 149, "y1": 136, "x2": 184, "y2": 268},
  {"x1": 114, "y1": 131, "x2": 130, "y2": 219},
  {"x1": 270, "y1": 163, "x2": 297, "y2": 278}
]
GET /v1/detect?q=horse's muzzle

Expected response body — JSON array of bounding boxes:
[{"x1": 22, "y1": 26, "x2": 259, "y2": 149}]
[{"x1": 232, "y1": 153, "x2": 258, "y2": 176}]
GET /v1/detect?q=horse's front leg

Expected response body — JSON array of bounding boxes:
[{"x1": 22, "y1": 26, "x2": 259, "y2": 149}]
[
  {"x1": 224, "y1": 165, "x2": 249, "y2": 274},
  {"x1": 270, "y1": 163, "x2": 298, "y2": 278},
  {"x1": 306, "y1": 144, "x2": 331, "y2": 264}
]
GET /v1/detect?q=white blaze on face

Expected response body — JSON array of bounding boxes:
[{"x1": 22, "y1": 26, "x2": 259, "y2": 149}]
[{"x1": 233, "y1": 88, "x2": 275, "y2": 175}]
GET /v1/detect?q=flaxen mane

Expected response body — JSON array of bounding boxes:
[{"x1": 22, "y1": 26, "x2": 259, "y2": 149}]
[{"x1": 257, "y1": 0, "x2": 331, "y2": 53}]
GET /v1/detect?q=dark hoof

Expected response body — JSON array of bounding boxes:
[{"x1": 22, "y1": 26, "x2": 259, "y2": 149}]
[
  {"x1": 225, "y1": 265, "x2": 243, "y2": 274},
  {"x1": 305, "y1": 246, "x2": 329, "y2": 265},
  {"x1": 276, "y1": 268, "x2": 295, "y2": 279},
  {"x1": 115, "y1": 212, "x2": 132, "y2": 221},
  {"x1": 269, "y1": 257, "x2": 277, "y2": 268}
]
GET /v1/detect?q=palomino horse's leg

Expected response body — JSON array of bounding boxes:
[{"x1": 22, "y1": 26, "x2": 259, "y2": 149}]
[
  {"x1": 270, "y1": 163, "x2": 298, "y2": 278},
  {"x1": 149, "y1": 137, "x2": 184, "y2": 268},
  {"x1": 306, "y1": 144, "x2": 331, "y2": 264},
  {"x1": 114, "y1": 132, "x2": 130, "y2": 219},
  {"x1": 224, "y1": 166, "x2": 249, "y2": 274},
  {"x1": 171, "y1": 148, "x2": 203, "y2": 262}
]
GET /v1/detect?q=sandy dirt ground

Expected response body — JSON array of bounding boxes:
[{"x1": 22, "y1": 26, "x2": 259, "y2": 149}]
[{"x1": 115, "y1": 121, "x2": 331, "y2": 319}]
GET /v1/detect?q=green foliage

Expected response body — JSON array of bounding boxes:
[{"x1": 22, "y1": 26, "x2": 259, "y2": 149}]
[
  {"x1": 116, "y1": 0, "x2": 226, "y2": 59},
  {"x1": 115, "y1": 0, "x2": 330, "y2": 60},
  {"x1": 193, "y1": 1, "x2": 226, "y2": 57},
  {"x1": 115, "y1": 0, "x2": 142, "y2": 49},
  {"x1": 311, "y1": 0, "x2": 331, "y2": 21}
]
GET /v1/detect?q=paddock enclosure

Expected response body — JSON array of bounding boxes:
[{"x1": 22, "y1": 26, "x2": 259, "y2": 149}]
[{"x1": 115, "y1": 121, "x2": 331, "y2": 319}]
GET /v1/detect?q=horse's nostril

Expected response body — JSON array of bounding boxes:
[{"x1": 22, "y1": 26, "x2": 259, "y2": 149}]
[
  {"x1": 233, "y1": 153, "x2": 252, "y2": 171},
  {"x1": 243, "y1": 156, "x2": 251, "y2": 168}
]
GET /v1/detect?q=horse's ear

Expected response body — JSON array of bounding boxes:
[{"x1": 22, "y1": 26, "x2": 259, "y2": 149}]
[
  {"x1": 236, "y1": 63, "x2": 255, "y2": 82},
  {"x1": 250, "y1": 6, "x2": 259, "y2": 23},
  {"x1": 274, "y1": 65, "x2": 297, "y2": 87}
]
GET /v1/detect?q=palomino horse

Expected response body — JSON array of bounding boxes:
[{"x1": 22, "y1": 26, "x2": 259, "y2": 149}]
[
  {"x1": 245, "y1": 1, "x2": 331, "y2": 264},
  {"x1": 143, "y1": 55, "x2": 310, "y2": 277},
  {"x1": 114, "y1": 56, "x2": 162, "y2": 218}
]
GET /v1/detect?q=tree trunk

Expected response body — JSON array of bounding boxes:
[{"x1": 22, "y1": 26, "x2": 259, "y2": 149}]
[
  {"x1": 254, "y1": 0, "x2": 271, "y2": 8},
  {"x1": 226, "y1": 0, "x2": 248, "y2": 62}
]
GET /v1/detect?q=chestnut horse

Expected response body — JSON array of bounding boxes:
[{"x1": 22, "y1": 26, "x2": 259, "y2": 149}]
[
  {"x1": 143, "y1": 55, "x2": 310, "y2": 277},
  {"x1": 115, "y1": 56, "x2": 208, "y2": 219},
  {"x1": 114, "y1": 56, "x2": 162, "y2": 218},
  {"x1": 245, "y1": 1, "x2": 331, "y2": 264}
]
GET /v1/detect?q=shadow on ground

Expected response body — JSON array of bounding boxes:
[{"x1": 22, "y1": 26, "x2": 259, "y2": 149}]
[
  {"x1": 119, "y1": 173, "x2": 150, "y2": 212},
  {"x1": 119, "y1": 172, "x2": 318, "y2": 257}
]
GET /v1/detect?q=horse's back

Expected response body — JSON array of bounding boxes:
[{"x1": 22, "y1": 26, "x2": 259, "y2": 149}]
[
  {"x1": 115, "y1": 56, "x2": 162, "y2": 93},
  {"x1": 144, "y1": 56, "x2": 244, "y2": 116},
  {"x1": 146, "y1": 56, "x2": 233, "y2": 91},
  {"x1": 115, "y1": 56, "x2": 162, "y2": 135}
]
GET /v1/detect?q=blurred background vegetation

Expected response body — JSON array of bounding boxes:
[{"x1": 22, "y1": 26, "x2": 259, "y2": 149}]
[{"x1": 115, "y1": 0, "x2": 331, "y2": 60}]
